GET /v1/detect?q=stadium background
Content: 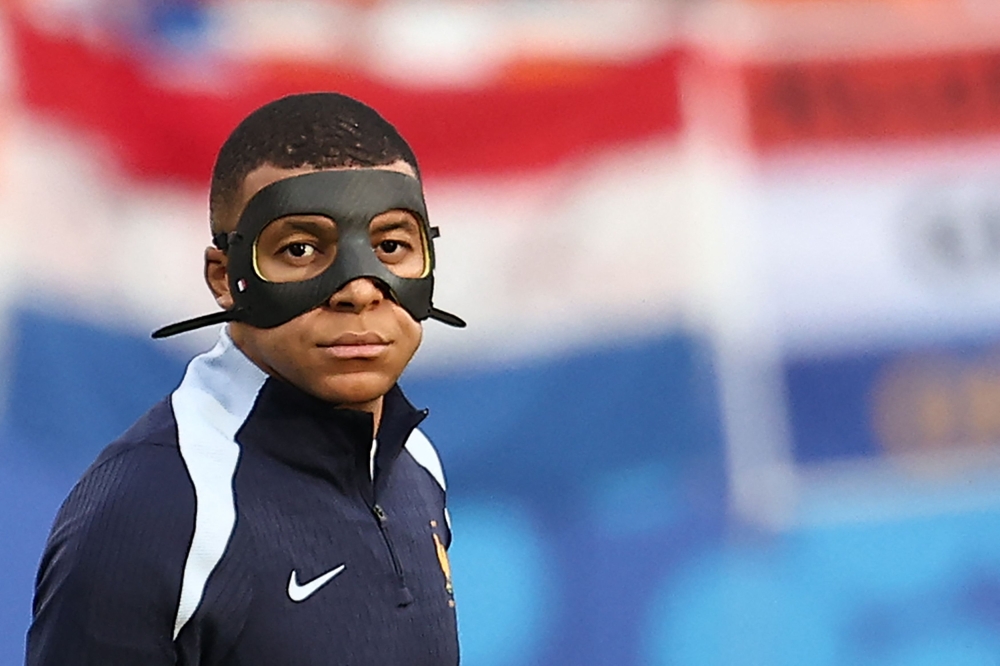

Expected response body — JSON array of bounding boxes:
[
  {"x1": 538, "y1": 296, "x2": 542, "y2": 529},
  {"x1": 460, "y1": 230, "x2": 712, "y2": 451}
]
[{"x1": 4, "y1": 0, "x2": 1000, "y2": 664}]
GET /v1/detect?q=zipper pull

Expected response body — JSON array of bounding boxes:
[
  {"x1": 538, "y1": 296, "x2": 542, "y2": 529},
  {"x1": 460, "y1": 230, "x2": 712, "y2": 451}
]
[{"x1": 373, "y1": 504, "x2": 388, "y2": 523}]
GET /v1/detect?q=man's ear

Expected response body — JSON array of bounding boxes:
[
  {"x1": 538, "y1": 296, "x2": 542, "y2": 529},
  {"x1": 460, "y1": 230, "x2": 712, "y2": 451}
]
[{"x1": 205, "y1": 246, "x2": 234, "y2": 309}]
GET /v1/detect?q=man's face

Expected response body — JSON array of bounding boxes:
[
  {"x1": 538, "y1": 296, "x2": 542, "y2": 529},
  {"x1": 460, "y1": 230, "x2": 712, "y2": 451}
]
[{"x1": 206, "y1": 161, "x2": 424, "y2": 407}]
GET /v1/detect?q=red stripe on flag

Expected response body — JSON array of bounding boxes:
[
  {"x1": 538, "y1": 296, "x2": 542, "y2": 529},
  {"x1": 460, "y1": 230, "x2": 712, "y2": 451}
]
[
  {"x1": 743, "y1": 49, "x2": 1000, "y2": 149},
  {"x1": 8, "y1": 13, "x2": 683, "y2": 185}
]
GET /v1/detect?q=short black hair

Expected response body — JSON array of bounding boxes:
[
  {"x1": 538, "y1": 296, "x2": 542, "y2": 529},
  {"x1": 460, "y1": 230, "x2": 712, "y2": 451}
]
[{"x1": 209, "y1": 92, "x2": 419, "y2": 231}]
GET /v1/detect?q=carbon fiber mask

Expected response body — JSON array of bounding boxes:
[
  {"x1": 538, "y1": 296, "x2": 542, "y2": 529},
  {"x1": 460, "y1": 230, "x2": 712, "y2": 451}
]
[{"x1": 152, "y1": 169, "x2": 465, "y2": 339}]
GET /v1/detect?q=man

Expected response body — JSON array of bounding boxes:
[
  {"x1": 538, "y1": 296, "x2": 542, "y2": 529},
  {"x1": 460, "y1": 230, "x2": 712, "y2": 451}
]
[{"x1": 26, "y1": 92, "x2": 464, "y2": 665}]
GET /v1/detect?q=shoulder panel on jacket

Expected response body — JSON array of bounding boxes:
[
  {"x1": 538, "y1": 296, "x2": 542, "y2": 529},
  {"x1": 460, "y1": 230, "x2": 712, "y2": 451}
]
[
  {"x1": 170, "y1": 328, "x2": 267, "y2": 640},
  {"x1": 404, "y1": 428, "x2": 447, "y2": 492}
]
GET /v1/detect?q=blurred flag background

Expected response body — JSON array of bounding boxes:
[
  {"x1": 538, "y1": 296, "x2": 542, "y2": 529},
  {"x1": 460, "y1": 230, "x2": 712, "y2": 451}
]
[{"x1": 4, "y1": 0, "x2": 1000, "y2": 664}]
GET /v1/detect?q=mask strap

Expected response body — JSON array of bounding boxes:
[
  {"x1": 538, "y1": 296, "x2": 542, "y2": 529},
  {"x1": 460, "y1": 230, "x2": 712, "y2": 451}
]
[
  {"x1": 212, "y1": 231, "x2": 244, "y2": 252},
  {"x1": 151, "y1": 310, "x2": 240, "y2": 339},
  {"x1": 428, "y1": 307, "x2": 466, "y2": 328}
]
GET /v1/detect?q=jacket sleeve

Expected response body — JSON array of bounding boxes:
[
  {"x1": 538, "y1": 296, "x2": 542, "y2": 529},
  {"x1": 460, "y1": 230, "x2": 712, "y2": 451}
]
[{"x1": 26, "y1": 444, "x2": 196, "y2": 666}]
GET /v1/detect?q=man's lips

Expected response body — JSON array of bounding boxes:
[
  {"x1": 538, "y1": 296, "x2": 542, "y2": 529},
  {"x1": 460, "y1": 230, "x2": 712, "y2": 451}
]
[{"x1": 319, "y1": 332, "x2": 390, "y2": 359}]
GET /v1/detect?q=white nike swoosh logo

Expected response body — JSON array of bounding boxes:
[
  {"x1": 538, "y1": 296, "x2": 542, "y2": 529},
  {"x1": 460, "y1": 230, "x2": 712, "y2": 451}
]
[{"x1": 287, "y1": 564, "x2": 346, "y2": 602}]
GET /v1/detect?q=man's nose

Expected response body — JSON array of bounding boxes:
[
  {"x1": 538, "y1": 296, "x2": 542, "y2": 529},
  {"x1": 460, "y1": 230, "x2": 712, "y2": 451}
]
[{"x1": 328, "y1": 277, "x2": 387, "y2": 313}]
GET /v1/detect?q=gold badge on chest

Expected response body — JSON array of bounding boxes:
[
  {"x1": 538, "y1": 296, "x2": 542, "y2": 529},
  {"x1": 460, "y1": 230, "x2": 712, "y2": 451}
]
[{"x1": 429, "y1": 520, "x2": 455, "y2": 607}]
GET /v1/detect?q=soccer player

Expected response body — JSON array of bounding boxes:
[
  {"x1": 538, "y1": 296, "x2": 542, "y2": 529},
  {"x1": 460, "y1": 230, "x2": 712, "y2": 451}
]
[{"x1": 26, "y1": 92, "x2": 464, "y2": 665}]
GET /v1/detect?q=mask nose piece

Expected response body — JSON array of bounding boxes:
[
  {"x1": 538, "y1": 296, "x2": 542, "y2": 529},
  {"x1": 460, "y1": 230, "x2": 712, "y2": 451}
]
[{"x1": 328, "y1": 275, "x2": 397, "y2": 309}]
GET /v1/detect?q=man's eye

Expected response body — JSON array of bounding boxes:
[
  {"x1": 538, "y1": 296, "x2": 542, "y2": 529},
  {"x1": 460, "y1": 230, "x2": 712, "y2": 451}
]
[
  {"x1": 285, "y1": 243, "x2": 315, "y2": 258},
  {"x1": 379, "y1": 240, "x2": 405, "y2": 254}
]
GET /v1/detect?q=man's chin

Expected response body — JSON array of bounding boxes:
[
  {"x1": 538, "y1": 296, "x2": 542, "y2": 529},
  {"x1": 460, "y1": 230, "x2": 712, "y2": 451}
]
[{"x1": 308, "y1": 372, "x2": 396, "y2": 407}]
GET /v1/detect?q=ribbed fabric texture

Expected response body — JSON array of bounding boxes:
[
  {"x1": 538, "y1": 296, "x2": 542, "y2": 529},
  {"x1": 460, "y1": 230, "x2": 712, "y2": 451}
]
[{"x1": 28, "y1": 401, "x2": 194, "y2": 665}]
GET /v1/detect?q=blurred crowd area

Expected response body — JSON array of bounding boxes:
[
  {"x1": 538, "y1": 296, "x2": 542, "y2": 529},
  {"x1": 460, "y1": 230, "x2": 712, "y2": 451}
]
[
  {"x1": 16, "y1": 0, "x2": 1000, "y2": 69},
  {"x1": 5, "y1": 1, "x2": 1000, "y2": 665},
  {"x1": 12, "y1": 0, "x2": 683, "y2": 74}
]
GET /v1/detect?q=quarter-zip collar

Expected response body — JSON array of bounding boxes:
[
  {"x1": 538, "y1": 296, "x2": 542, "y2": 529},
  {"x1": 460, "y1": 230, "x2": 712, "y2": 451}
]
[
  {"x1": 191, "y1": 328, "x2": 428, "y2": 497},
  {"x1": 237, "y1": 376, "x2": 427, "y2": 497}
]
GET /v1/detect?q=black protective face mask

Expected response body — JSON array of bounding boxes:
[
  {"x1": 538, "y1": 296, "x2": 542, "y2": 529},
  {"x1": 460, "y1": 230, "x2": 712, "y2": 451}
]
[{"x1": 152, "y1": 169, "x2": 465, "y2": 339}]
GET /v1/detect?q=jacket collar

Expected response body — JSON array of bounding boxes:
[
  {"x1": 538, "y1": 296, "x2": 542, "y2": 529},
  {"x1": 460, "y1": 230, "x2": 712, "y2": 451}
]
[
  {"x1": 185, "y1": 328, "x2": 426, "y2": 495},
  {"x1": 222, "y1": 350, "x2": 426, "y2": 496}
]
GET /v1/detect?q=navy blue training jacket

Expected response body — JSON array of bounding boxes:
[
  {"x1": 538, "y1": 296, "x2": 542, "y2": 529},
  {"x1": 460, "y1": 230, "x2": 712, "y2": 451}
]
[{"x1": 26, "y1": 331, "x2": 459, "y2": 665}]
